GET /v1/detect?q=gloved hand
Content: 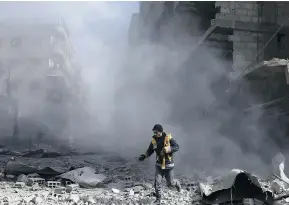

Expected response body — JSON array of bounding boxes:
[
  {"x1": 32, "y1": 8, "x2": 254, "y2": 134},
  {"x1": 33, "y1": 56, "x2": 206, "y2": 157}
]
[{"x1": 138, "y1": 154, "x2": 146, "y2": 161}]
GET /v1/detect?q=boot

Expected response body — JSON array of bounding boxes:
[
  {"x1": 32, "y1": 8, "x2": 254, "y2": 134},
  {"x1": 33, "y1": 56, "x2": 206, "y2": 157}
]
[
  {"x1": 154, "y1": 198, "x2": 161, "y2": 205},
  {"x1": 175, "y1": 180, "x2": 181, "y2": 192}
]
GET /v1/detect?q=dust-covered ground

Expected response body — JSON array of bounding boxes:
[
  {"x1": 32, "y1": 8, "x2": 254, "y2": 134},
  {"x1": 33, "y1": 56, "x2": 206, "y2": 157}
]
[{"x1": 0, "y1": 154, "x2": 202, "y2": 205}]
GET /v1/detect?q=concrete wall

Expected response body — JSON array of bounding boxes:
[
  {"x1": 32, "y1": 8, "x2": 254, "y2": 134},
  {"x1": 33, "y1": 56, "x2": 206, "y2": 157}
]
[
  {"x1": 215, "y1": 2, "x2": 261, "y2": 74},
  {"x1": 215, "y1": 1, "x2": 289, "y2": 74},
  {"x1": 132, "y1": 2, "x2": 289, "y2": 75}
]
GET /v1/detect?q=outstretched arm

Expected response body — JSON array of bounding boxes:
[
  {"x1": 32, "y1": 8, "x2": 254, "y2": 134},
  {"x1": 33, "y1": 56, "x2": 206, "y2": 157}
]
[
  {"x1": 139, "y1": 142, "x2": 154, "y2": 161},
  {"x1": 144, "y1": 142, "x2": 154, "y2": 158}
]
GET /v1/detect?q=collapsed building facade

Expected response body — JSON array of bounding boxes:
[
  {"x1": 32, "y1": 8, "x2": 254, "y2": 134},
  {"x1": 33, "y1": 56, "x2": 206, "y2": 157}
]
[
  {"x1": 130, "y1": 2, "x2": 289, "y2": 71},
  {"x1": 129, "y1": 2, "x2": 289, "y2": 161},
  {"x1": 0, "y1": 19, "x2": 87, "y2": 146}
]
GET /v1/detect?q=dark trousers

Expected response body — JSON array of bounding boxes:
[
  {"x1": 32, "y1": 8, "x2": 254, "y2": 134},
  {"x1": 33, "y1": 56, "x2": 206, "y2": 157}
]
[{"x1": 154, "y1": 165, "x2": 177, "y2": 199}]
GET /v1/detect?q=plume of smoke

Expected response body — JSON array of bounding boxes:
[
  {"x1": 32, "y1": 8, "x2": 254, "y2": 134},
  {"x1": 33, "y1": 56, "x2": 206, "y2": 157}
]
[{"x1": 0, "y1": 2, "x2": 282, "y2": 177}]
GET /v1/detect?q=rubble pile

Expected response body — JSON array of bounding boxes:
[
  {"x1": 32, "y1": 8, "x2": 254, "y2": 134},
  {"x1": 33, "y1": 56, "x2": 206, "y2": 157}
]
[
  {"x1": 1, "y1": 152, "x2": 289, "y2": 204},
  {"x1": 0, "y1": 174, "x2": 197, "y2": 205},
  {"x1": 0, "y1": 154, "x2": 201, "y2": 205}
]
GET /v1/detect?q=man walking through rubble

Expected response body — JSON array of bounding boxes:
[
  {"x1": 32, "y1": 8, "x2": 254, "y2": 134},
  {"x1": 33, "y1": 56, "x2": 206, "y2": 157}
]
[{"x1": 139, "y1": 124, "x2": 181, "y2": 204}]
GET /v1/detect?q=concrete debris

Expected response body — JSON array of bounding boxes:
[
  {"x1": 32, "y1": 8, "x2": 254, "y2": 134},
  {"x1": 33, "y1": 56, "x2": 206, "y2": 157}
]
[
  {"x1": 132, "y1": 185, "x2": 143, "y2": 193},
  {"x1": 112, "y1": 188, "x2": 120, "y2": 194},
  {"x1": 58, "y1": 166, "x2": 106, "y2": 188},
  {"x1": 129, "y1": 189, "x2": 134, "y2": 196},
  {"x1": 271, "y1": 179, "x2": 286, "y2": 194},
  {"x1": 14, "y1": 181, "x2": 25, "y2": 188},
  {"x1": 4, "y1": 154, "x2": 289, "y2": 205},
  {"x1": 66, "y1": 184, "x2": 79, "y2": 193},
  {"x1": 16, "y1": 174, "x2": 28, "y2": 183}
]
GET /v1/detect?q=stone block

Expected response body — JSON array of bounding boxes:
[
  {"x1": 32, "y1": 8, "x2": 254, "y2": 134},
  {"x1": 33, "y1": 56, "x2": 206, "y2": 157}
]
[
  {"x1": 247, "y1": 43, "x2": 258, "y2": 49},
  {"x1": 66, "y1": 194, "x2": 80, "y2": 203},
  {"x1": 215, "y1": 1, "x2": 229, "y2": 8},
  {"x1": 251, "y1": 17, "x2": 260, "y2": 23},
  {"x1": 229, "y1": 35, "x2": 257, "y2": 42},
  {"x1": 31, "y1": 183, "x2": 41, "y2": 191},
  {"x1": 47, "y1": 181, "x2": 61, "y2": 188},
  {"x1": 124, "y1": 176, "x2": 132, "y2": 181},
  {"x1": 233, "y1": 42, "x2": 248, "y2": 49},
  {"x1": 271, "y1": 179, "x2": 285, "y2": 194},
  {"x1": 54, "y1": 187, "x2": 66, "y2": 194},
  {"x1": 233, "y1": 50, "x2": 258, "y2": 57},
  {"x1": 15, "y1": 182, "x2": 25, "y2": 188},
  {"x1": 245, "y1": 55, "x2": 257, "y2": 61},
  {"x1": 223, "y1": 14, "x2": 237, "y2": 21},
  {"x1": 220, "y1": 7, "x2": 235, "y2": 14},
  {"x1": 112, "y1": 188, "x2": 120, "y2": 194},
  {"x1": 17, "y1": 174, "x2": 28, "y2": 183},
  {"x1": 27, "y1": 177, "x2": 45, "y2": 186},
  {"x1": 66, "y1": 184, "x2": 79, "y2": 193},
  {"x1": 246, "y1": 8, "x2": 258, "y2": 15},
  {"x1": 243, "y1": 3, "x2": 255, "y2": 10},
  {"x1": 215, "y1": 13, "x2": 225, "y2": 20},
  {"x1": 212, "y1": 19, "x2": 235, "y2": 28},
  {"x1": 239, "y1": 15, "x2": 251, "y2": 22},
  {"x1": 233, "y1": 53, "x2": 246, "y2": 62}
]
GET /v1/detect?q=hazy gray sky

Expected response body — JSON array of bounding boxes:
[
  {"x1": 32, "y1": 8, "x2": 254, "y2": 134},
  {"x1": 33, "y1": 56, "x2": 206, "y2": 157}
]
[{"x1": 0, "y1": 1, "x2": 139, "y2": 63}]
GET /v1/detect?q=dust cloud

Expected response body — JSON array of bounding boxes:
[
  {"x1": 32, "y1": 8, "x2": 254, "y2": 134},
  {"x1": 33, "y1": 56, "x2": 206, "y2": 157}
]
[{"x1": 0, "y1": 2, "x2": 282, "y2": 177}]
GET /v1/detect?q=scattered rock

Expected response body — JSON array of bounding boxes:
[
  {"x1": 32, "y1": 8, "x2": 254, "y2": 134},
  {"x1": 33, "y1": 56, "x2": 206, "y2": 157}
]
[
  {"x1": 133, "y1": 185, "x2": 143, "y2": 193},
  {"x1": 17, "y1": 174, "x2": 28, "y2": 183},
  {"x1": 271, "y1": 179, "x2": 285, "y2": 194},
  {"x1": 32, "y1": 196, "x2": 43, "y2": 205},
  {"x1": 66, "y1": 184, "x2": 79, "y2": 193},
  {"x1": 23, "y1": 195, "x2": 35, "y2": 203},
  {"x1": 54, "y1": 187, "x2": 66, "y2": 194},
  {"x1": 31, "y1": 183, "x2": 41, "y2": 191},
  {"x1": 66, "y1": 194, "x2": 80, "y2": 203},
  {"x1": 82, "y1": 195, "x2": 96, "y2": 204},
  {"x1": 112, "y1": 188, "x2": 120, "y2": 194},
  {"x1": 129, "y1": 189, "x2": 134, "y2": 196},
  {"x1": 142, "y1": 182, "x2": 153, "y2": 190},
  {"x1": 15, "y1": 181, "x2": 25, "y2": 188}
]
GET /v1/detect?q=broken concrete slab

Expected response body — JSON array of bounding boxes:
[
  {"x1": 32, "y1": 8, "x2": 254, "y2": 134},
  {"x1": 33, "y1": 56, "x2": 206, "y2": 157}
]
[
  {"x1": 14, "y1": 182, "x2": 25, "y2": 188},
  {"x1": 271, "y1": 179, "x2": 286, "y2": 194},
  {"x1": 66, "y1": 184, "x2": 79, "y2": 193},
  {"x1": 112, "y1": 188, "x2": 120, "y2": 194},
  {"x1": 200, "y1": 169, "x2": 274, "y2": 205},
  {"x1": 16, "y1": 174, "x2": 28, "y2": 183},
  {"x1": 58, "y1": 167, "x2": 106, "y2": 188}
]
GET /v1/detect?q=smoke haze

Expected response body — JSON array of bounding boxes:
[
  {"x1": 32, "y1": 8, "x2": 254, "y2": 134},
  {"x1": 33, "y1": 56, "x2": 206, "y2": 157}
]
[{"x1": 0, "y1": 2, "x2": 282, "y2": 177}]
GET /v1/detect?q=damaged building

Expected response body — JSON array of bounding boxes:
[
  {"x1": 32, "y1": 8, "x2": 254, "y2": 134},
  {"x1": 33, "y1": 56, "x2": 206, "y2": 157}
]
[
  {"x1": 0, "y1": 19, "x2": 87, "y2": 146},
  {"x1": 129, "y1": 2, "x2": 289, "y2": 161}
]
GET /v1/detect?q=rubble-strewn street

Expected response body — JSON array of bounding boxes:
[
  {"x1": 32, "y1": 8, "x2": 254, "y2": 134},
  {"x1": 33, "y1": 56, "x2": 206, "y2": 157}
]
[
  {"x1": 0, "y1": 154, "x2": 200, "y2": 205},
  {"x1": 0, "y1": 152, "x2": 289, "y2": 205},
  {"x1": 1, "y1": 1, "x2": 289, "y2": 204}
]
